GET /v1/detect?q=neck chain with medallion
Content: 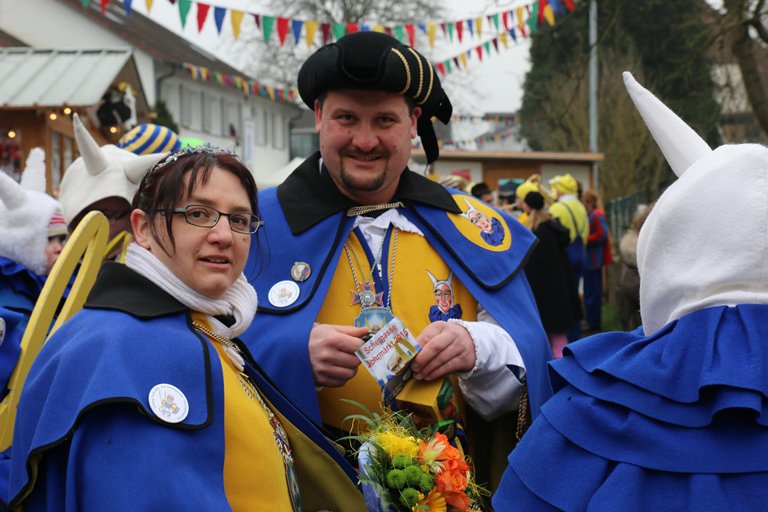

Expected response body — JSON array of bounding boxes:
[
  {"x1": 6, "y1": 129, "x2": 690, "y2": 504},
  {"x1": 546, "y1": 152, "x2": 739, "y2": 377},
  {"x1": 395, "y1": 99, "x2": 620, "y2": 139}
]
[
  {"x1": 343, "y1": 227, "x2": 398, "y2": 310},
  {"x1": 191, "y1": 319, "x2": 303, "y2": 512}
]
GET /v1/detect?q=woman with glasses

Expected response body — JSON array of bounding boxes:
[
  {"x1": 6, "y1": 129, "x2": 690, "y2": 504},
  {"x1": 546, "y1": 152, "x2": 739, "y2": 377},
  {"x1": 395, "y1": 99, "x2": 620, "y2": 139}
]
[{"x1": 6, "y1": 146, "x2": 363, "y2": 510}]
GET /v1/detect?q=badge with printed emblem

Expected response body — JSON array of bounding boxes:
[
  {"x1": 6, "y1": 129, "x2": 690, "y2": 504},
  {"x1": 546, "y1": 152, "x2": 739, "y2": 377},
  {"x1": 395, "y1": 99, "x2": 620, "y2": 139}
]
[
  {"x1": 148, "y1": 383, "x2": 189, "y2": 423},
  {"x1": 290, "y1": 261, "x2": 311, "y2": 282},
  {"x1": 268, "y1": 280, "x2": 300, "y2": 307}
]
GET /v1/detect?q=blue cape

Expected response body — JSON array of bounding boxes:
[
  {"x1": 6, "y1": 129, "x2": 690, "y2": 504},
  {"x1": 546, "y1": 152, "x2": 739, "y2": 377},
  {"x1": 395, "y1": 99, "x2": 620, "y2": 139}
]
[
  {"x1": 242, "y1": 157, "x2": 553, "y2": 423},
  {"x1": 494, "y1": 304, "x2": 768, "y2": 511},
  {"x1": 7, "y1": 264, "x2": 357, "y2": 509}
]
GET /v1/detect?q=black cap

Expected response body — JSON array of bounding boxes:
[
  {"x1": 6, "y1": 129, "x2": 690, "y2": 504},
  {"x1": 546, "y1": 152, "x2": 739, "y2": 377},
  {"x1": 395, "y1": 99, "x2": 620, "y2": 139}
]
[{"x1": 297, "y1": 31, "x2": 452, "y2": 163}]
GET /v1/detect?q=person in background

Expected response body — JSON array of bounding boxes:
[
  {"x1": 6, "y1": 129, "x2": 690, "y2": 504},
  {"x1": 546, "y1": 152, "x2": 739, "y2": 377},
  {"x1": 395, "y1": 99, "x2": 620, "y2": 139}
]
[
  {"x1": 617, "y1": 204, "x2": 651, "y2": 331},
  {"x1": 471, "y1": 182, "x2": 495, "y2": 205},
  {"x1": 0, "y1": 148, "x2": 67, "y2": 399},
  {"x1": 582, "y1": 190, "x2": 613, "y2": 333},
  {"x1": 239, "y1": 31, "x2": 552, "y2": 494},
  {"x1": 494, "y1": 71, "x2": 768, "y2": 511},
  {"x1": 548, "y1": 173, "x2": 589, "y2": 341},
  {"x1": 519, "y1": 190, "x2": 581, "y2": 358},
  {"x1": 59, "y1": 114, "x2": 164, "y2": 245},
  {"x1": 6, "y1": 146, "x2": 363, "y2": 510}
]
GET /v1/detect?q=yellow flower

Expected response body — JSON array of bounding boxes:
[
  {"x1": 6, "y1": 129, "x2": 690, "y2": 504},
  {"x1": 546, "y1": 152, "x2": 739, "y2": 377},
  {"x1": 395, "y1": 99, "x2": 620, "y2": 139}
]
[
  {"x1": 375, "y1": 431, "x2": 419, "y2": 459},
  {"x1": 417, "y1": 489, "x2": 447, "y2": 512}
]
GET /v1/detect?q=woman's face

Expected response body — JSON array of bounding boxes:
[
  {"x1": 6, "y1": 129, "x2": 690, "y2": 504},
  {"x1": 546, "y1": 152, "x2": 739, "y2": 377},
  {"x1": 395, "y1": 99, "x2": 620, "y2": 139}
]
[{"x1": 132, "y1": 166, "x2": 252, "y2": 299}]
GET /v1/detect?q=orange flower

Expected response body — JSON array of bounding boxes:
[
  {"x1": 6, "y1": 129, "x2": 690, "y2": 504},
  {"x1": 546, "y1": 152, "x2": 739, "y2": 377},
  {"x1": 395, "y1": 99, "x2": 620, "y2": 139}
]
[
  {"x1": 417, "y1": 489, "x2": 447, "y2": 512},
  {"x1": 442, "y1": 490, "x2": 470, "y2": 511},
  {"x1": 435, "y1": 468, "x2": 467, "y2": 493}
]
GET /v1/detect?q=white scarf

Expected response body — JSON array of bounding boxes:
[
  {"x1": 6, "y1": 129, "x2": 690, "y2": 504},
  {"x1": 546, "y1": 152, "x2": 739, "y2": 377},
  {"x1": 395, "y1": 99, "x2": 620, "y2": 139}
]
[{"x1": 125, "y1": 243, "x2": 258, "y2": 340}]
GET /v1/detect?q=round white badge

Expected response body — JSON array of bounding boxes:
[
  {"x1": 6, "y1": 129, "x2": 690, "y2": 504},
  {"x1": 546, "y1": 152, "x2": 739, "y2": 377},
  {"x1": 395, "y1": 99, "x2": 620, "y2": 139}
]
[
  {"x1": 148, "y1": 383, "x2": 189, "y2": 424},
  {"x1": 268, "y1": 280, "x2": 300, "y2": 307}
]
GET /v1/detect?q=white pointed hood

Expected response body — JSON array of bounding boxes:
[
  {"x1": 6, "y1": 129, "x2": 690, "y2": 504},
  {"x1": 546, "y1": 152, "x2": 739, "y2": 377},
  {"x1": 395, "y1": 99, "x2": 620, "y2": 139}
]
[
  {"x1": 0, "y1": 148, "x2": 63, "y2": 276},
  {"x1": 58, "y1": 114, "x2": 166, "y2": 225},
  {"x1": 624, "y1": 72, "x2": 768, "y2": 335}
]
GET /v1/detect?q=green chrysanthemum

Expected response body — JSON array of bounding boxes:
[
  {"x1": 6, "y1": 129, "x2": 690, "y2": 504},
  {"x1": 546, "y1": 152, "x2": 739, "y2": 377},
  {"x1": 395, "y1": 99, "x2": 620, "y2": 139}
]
[
  {"x1": 399, "y1": 488, "x2": 420, "y2": 508},
  {"x1": 385, "y1": 469, "x2": 406, "y2": 489}
]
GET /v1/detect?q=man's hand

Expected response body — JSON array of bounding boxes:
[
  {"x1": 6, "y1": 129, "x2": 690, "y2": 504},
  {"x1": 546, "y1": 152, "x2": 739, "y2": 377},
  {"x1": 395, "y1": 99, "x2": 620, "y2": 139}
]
[
  {"x1": 309, "y1": 323, "x2": 369, "y2": 388},
  {"x1": 411, "y1": 321, "x2": 477, "y2": 381}
]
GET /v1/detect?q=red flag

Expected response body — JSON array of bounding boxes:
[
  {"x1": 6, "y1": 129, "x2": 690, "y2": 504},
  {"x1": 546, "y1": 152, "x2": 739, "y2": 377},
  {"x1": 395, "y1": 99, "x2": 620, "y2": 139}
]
[
  {"x1": 253, "y1": 14, "x2": 260, "y2": 29},
  {"x1": 384, "y1": 26, "x2": 393, "y2": 36},
  {"x1": 196, "y1": 3, "x2": 210, "y2": 32},
  {"x1": 100, "y1": 0, "x2": 109, "y2": 13},
  {"x1": 276, "y1": 17, "x2": 289, "y2": 45},
  {"x1": 502, "y1": 11, "x2": 510, "y2": 31},
  {"x1": 346, "y1": 22, "x2": 358, "y2": 33},
  {"x1": 538, "y1": 0, "x2": 548, "y2": 24},
  {"x1": 321, "y1": 23, "x2": 331, "y2": 44},
  {"x1": 405, "y1": 24, "x2": 415, "y2": 47},
  {"x1": 475, "y1": 45, "x2": 483, "y2": 61},
  {"x1": 436, "y1": 62, "x2": 446, "y2": 75},
  {"x1": 564, "y1": 0, "x2": 575, "y2": 10},
  {"x1": 456, "y1": 20, "x2": 463, "y2": 42}
]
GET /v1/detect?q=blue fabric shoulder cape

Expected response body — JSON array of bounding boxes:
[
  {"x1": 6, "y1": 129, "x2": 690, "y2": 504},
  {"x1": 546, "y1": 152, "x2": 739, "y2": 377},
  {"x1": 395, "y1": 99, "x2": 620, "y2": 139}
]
[
  {"x1": 242, "y1": 155, "x2": 553, "y2": 422},
  {"x1": 7, "y1": 263, "x2": 357, "y2": 509},
  {"x1": 494, "y1": 304, "x2": 768, "y2": 511}
]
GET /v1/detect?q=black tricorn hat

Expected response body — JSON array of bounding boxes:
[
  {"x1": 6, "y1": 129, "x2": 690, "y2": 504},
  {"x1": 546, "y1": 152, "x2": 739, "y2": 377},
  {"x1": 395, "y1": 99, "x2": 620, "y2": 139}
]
[{"x1": 297, "y1": 31, "x2": 452, "y2": 164}]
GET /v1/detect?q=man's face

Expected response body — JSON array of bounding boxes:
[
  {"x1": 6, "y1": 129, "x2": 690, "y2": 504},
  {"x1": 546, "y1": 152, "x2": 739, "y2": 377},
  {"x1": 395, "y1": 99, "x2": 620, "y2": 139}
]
[
  {"x1": 434, "y1": 283, "x2": 453, "y2": 313},
  {"x1": 315, "y1": 90, "x2": 420, "y2": 205}
]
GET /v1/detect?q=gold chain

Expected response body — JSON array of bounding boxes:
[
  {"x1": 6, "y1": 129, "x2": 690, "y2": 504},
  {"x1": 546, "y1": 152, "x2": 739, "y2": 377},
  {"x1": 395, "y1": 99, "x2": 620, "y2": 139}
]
[
  {"x1": 192, "y1": 321, "x2": 240, "y2": 352},
  {"x1": 346, "y1": 201, "x2": 404, "y2": 217}
]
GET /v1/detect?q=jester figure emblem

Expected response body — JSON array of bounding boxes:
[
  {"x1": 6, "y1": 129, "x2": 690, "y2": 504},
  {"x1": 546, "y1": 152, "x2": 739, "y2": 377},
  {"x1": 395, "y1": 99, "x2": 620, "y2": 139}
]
[
  {"x1": 462, "y1": 198, "x2": 505, "y2": 246},
  {"x1": 427, "y1": 270, "x2": 463, "y2": 322}
]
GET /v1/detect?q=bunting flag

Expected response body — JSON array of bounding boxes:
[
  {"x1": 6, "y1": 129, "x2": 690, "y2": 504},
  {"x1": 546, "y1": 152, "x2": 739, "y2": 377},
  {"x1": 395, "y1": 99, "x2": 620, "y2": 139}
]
[
  {"x1": 213, "y1": 6, "x2": 225, "y2": 34},
  {"x1": 100, "y1": 0, "x2": 110, "y2": 13},
  {"x1": 182, "y1": 62, "x2": 297, "y2": 104},
  {"x1": 196, "y1": 2, "x2": 209, "y2": 32},
  {"x1": 305, "y1": 20, "x2": 318, "y2": 46},
  {"x1": 80, "y1": 0, "x2": 90, "y2": 7},
  {"x1": 292, "y1": 19, "x2": 303, "y2": 45},
  {"x1": 276, "y1": 17, "x2": 289, "y2": 46},
  {"x1": 178, "y1": 0, "x2": 192, "y2": 29},
  {"x1": 125, "y1": 0, "x2": 133, "y2": 15},
  {"x1": 262, "y1": 15, "x2": 274, "y2": 42},
  {"x1": 230, "y1": 10, "x2": 243, "y2": 39},
  {"x1": 145, "y1": 0, "x2": 153, "y2": 13}
]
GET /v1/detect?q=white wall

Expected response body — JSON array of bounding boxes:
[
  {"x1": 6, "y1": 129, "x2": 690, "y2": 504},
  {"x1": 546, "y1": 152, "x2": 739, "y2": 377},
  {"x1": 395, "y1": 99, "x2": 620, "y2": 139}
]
[
  {"x1": 430, "y1": 160, "x2": 484, "y2": 184},
  {"x1": 0, "y1": 0, "x2": 157, "y2": 104}
]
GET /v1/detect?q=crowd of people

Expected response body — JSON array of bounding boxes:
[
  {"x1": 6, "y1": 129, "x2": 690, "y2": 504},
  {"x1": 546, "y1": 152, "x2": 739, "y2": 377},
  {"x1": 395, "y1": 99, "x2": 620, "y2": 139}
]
[{"x1": 0, "y1": 31, "x2": 764, "y2": 512}]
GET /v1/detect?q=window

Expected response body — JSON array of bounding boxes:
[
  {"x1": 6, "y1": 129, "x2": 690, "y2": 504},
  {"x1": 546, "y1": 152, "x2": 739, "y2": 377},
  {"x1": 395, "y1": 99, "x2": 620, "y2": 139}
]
[
  {"x1": 181, "y1": 88, "x2": 203, "y2": 130},
  {"x1": 224, "y1": 101, "x2": 241, "y2": 140},
  {"x1": 272, "y1": 111, "x2": 285, "y2": 150},
  {"x1": 255, "y1": 107, "x2": 268, "y2": 146},
  {"x1": 203, "y1": 94, "x2": 223, "y2": 135}
]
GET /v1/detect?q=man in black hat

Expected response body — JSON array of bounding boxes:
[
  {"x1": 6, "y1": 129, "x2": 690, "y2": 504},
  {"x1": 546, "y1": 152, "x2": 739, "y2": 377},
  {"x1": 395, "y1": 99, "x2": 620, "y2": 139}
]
[{"x1": 240, "y1": 31, "x2": 552, "y2": 489}]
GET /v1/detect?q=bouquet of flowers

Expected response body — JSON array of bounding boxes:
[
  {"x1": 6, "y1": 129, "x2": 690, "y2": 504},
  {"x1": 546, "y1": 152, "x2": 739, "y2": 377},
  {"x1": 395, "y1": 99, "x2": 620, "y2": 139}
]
[{"x1": 346, "y1": 401, "x2": 487, "y2": 512}]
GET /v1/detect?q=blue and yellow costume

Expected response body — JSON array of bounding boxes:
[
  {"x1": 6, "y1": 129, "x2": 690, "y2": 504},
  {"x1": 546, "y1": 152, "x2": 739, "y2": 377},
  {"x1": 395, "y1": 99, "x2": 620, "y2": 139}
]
[
  {"x1": 241, "y1": 152, "x2": 553, "y2": 436},
  {"x1": 6, "y1": 263, "x2": 362, "y2": 510}
]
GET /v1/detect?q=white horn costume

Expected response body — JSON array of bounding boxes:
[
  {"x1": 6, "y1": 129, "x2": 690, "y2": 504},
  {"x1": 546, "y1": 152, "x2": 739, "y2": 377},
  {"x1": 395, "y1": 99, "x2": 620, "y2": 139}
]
[{"x1": 494, "y1": 72, "x2": 768, "y2": 511}]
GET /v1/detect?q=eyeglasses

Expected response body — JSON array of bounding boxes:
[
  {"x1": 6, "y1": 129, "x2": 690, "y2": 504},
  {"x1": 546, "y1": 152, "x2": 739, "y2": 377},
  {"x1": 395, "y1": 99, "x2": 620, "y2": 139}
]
[{"x1": 170, "y1": 205, "x2": 263, "y2": 234}]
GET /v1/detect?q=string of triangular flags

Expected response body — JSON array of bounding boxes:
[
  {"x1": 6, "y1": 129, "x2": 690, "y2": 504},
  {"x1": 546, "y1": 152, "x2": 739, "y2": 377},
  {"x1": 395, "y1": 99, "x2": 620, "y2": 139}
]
[
  {"x1": 86, "y1": 0, "x2": 575, "y2": 50},
  {"x1": 452, "y1": 114, "x2": 516, "y2": 123},
  {"x1": 412, "y1": 127, "x2": 520, "y2": 150},
  {"x1": 182, "y1": 62, "x2": 298, "y2": 102}
]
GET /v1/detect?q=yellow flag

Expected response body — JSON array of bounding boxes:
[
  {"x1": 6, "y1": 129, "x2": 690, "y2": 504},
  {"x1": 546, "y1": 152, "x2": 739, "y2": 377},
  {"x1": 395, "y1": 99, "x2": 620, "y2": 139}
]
[
  {"x1": 145, "y1": 0, "x2": 154, "y2": 12},
  {"x1": 543, "y1": 5, "x2": 555, "y2": 26},
  {"x1": 459, "y1": 53, "x2": 468, "y2": 68},
  {"x1": 427, "y1": 22, "x2": 437, "y2": 48},
  {"x1": 372, "y1": 24, "x2": 385, "y2": 32},
  {"x1": 305, "y1": 20, "x2": 319, "y2": 46},
  {"x1": 499, "y1": 32, "x2": 508, "y2": 48},
  {"x1": 515, "y1": 7, "x2": 526, "y2": 31},
  {"x1": 475, "y1": 17, "x2": 482, "y2": 38},
  {"x1": 231, "y1": 10, "x2": 244, "y2": 40},
  {"x1": 267, "y1": 86, "x2": 276, "y2": 101},
  {"x1": 200, "y1": 67, "x2": 209, "y2": 81}
]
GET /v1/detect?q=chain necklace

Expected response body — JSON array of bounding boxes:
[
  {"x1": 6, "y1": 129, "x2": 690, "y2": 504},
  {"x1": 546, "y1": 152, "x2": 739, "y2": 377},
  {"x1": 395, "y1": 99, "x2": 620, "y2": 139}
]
[
  {"x1": 343, "y1": 228, "x2": 398, "y2": 310},
  {"x1": 192, "y1": 319, "x2": 302, "y2": 511},
  {"x1": 346, "y1": 201, "x2": 404, "y2": 217}
]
